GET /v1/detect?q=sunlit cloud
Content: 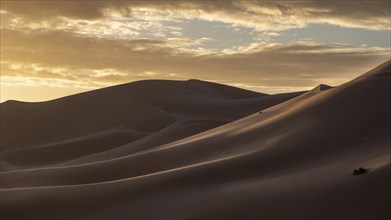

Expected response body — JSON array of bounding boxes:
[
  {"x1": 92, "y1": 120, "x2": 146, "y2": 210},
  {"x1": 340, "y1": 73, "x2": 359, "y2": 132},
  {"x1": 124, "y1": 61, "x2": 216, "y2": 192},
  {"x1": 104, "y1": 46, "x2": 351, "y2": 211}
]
[
  {"x1": 1, "y1": 28, "x2": 388, "y2": 97},
  {"x1": 1, "y1": 10, "x2": 183, "y2": 40},
  {"x1": 2, "y1": 1, "x2": 389, "y2": 31}
]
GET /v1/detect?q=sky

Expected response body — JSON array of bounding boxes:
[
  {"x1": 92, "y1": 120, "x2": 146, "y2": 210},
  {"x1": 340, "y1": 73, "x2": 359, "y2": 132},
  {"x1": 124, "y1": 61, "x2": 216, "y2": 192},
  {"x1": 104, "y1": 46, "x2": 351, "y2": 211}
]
[{"x1": 1, "y1": 0, "x2": 390, "y2": 102}]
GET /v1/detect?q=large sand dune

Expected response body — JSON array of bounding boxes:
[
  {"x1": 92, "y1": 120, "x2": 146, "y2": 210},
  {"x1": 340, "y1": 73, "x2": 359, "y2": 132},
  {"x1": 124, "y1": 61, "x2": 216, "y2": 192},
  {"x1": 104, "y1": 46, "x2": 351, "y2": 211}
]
[{"x1": 0, "y1": 61, "x2": 390, "y2": 220}]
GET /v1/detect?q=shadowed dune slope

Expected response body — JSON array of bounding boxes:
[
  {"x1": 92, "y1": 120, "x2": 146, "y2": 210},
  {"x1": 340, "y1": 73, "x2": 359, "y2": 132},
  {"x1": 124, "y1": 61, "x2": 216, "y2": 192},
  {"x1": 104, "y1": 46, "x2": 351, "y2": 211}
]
[
  {"x1": 0, "y1": 61, "x2": 390, "y2": 220},
  {"x1": 0, "y1": 80, "x2": 302, "y2": 168}
]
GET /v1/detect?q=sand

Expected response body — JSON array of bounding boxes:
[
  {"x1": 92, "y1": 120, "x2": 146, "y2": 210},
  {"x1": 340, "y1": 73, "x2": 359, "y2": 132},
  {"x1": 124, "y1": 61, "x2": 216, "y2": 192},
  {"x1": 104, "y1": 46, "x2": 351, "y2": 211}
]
[{"x1": 0, "y1": 61, "x2": 390, "y2": 220}]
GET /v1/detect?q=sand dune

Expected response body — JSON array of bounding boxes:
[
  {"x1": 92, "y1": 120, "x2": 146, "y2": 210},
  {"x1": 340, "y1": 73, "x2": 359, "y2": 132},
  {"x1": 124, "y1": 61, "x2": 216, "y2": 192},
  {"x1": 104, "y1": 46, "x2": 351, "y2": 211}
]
[
  {"x1": 0, "y1": 61, "x2": 390, "y2": 220},
  {"x1": 1, "y1": 79, "x2": 301, "y2": 167}
]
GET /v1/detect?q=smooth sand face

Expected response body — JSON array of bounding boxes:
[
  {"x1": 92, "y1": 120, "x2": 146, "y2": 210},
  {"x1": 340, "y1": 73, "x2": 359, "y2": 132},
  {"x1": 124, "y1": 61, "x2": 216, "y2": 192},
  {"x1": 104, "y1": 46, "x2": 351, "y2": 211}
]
[{"x1": 0, "y1": 61, "x2": 390, "y2": 220}]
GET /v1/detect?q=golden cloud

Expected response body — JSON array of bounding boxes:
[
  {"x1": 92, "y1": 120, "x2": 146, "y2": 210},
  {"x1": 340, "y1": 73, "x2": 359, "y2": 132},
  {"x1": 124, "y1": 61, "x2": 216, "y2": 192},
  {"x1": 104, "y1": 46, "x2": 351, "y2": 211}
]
[
  {"x1": 1, "y1": 28, "x2": 389, "y2": 94},
  {"x1": 2, "y1": 1, "x2": 390, "y2": 30}
]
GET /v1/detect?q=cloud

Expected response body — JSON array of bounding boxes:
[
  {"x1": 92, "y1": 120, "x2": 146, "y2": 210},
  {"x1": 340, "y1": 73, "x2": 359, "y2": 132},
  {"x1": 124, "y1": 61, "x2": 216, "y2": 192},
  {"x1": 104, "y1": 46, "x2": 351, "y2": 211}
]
[
  {"x1": 1, "y1": 28, "x2": 389, "y2": 95},
  {"x1": 2, "y1": 1, "x2": 390, "y2": 31},
  {"x1": 1, "y1": 10, "x2": 183, "y2": 40},
  {"x1": 0, "y1": 1, "x2": 126, "y2": 20},
  {"x1": 2, "y1": 1, "x2": 389, "y2": 102}
]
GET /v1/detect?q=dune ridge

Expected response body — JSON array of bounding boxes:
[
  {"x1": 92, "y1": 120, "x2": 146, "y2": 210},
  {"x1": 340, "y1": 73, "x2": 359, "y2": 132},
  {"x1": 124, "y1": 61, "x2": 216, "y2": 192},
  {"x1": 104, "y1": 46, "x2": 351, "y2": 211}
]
[{"x1": 0, "y1": 61, "x2": 390, "y2": 220}]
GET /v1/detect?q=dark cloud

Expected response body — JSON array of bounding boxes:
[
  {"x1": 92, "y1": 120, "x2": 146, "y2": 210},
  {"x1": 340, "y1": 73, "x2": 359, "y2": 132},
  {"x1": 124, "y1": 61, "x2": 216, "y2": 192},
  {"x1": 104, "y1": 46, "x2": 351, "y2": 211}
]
[{"x1": 0, "y1": 1, "x2": 128, "y2": 20}]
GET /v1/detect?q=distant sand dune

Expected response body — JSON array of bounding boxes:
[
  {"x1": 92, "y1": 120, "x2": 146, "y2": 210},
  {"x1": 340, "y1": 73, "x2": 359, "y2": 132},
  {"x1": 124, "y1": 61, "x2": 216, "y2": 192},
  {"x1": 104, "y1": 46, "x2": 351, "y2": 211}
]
[{"x1": 1, "y1": 61, "x2": 390, "y2": 220}]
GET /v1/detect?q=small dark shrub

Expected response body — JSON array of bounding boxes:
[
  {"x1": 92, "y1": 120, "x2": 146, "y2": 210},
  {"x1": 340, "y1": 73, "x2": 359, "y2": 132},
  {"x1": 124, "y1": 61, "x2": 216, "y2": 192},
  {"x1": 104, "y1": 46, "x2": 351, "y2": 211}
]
[
  {"x1": 356, "y1": 139, "x2": 364, "y2": 144},
  {"x1": 353, "y1": 167, "x2": 368, "y2": 175}
]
